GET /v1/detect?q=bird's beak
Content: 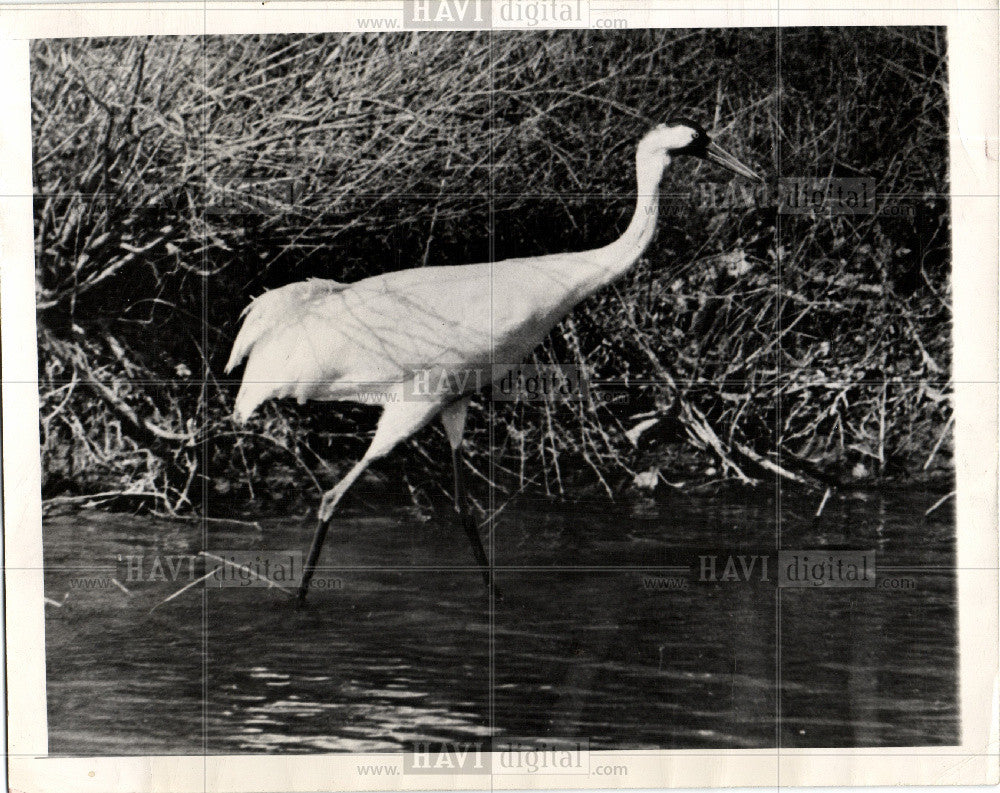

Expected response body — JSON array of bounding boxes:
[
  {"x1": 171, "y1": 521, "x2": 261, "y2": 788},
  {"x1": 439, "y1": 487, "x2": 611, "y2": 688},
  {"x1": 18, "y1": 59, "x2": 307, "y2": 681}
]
[{"x1": 703, "y1": 141, "x2": 763, "y2": 182}]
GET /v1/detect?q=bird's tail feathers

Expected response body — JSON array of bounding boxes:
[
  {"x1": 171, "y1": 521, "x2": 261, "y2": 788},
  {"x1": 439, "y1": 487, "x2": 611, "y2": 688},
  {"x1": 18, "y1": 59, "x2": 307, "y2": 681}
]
[
  {"x1": 232, "y1": 380, "x2": 267, "y2": 424},
  {"x1": 224, "y1": 278, "x2": 348, "y2": 374}
]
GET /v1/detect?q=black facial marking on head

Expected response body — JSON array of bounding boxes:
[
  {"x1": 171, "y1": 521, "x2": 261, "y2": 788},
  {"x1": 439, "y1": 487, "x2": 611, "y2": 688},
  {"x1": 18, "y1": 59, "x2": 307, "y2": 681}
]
[{"x1": 662, "y1": 117, "x2": 711, "y2": 156}]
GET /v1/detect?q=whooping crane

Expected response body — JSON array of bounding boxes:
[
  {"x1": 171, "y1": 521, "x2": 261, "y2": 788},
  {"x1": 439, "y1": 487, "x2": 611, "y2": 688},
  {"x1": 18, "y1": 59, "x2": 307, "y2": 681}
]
[{"x1": 224, "y1": 119, "x2": 762, "y2": 602}]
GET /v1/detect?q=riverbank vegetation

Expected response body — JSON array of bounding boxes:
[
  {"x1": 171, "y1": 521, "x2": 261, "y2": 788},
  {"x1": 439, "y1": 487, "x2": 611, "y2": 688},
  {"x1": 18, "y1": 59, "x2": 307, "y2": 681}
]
[{"x1": 32, "y1": 29, "x2": 951, "y2": 515}]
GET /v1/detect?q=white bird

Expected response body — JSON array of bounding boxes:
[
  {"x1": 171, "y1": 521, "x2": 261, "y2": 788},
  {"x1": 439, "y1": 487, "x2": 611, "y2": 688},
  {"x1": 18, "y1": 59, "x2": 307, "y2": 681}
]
[{"x1": 225, "y1": 118, "x2": 761, "y2": 601}]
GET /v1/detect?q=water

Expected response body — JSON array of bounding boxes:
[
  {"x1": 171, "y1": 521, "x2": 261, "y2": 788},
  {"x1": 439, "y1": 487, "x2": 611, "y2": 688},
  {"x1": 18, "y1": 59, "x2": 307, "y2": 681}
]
[{"x1": 44, "y1": 487, "x2": 957, "y2": 754}]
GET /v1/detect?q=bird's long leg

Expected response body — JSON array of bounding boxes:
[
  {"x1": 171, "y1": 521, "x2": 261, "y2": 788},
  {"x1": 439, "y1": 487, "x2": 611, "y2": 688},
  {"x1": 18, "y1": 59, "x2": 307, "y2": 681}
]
[
  {"x1": 297, "y1": 398, "x2": 444, "y2": 603},
  {"x1": 440, "y1": 398, "x2": 497, "y2": 596},
  {"x1": 297, "y1": 458, "x2": 368, "y2": 602}
]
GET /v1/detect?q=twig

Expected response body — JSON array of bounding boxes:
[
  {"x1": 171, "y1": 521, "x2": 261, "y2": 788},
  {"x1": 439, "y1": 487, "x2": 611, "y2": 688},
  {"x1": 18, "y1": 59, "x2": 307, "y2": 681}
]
[
  {"x1": 925, "y1": 491, "x2": 955, "y2": 516},
  {"x1": 150, "y1": 565, "x2": 219, "y2": 612},
  {"x1": 815, "y1": 487, "x2": 832, "y2": 517},
  {"x1": 923, "y1": 415, "x2": 954, "y2": 471}
]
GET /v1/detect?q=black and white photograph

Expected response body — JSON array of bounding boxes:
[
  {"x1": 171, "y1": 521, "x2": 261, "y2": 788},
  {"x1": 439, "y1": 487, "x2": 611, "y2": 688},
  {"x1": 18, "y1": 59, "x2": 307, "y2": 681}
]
[{"x1": 2, "y1": 4, "x2": 998, "y2": 792}]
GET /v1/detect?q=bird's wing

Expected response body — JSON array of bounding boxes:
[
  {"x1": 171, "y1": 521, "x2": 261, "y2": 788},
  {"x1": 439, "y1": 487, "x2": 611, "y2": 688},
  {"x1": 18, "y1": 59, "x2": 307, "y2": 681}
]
[
  {"x1": 226, "y1": 254, "x2": 600, "y2": 422},
  {"x1": 339, "y1": 253, "x2": 601, "y2": 371},
  {"x1": 224, "y1": 278, "x2": 348, "y2": 374}
]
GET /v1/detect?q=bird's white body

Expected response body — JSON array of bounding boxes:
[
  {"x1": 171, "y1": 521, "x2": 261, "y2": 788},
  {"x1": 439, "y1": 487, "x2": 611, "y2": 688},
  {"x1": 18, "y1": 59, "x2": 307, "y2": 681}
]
[
  {"x1": 227, "y1": 248, "x2": 629, "y2": 422},
  {"x1": 224, "y1": 125, "x2": 693, "y2": 423}
]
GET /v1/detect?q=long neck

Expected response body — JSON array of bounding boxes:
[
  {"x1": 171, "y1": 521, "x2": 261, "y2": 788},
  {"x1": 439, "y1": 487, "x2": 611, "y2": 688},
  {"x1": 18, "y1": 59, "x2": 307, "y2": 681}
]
[{"x1": 584, "y1": 150, "x2": 665, "y2": 293}]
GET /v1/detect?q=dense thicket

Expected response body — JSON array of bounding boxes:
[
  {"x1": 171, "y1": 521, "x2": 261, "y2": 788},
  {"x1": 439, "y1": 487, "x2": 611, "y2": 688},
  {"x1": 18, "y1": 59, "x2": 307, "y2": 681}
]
[{"x1": 32, "y1": 29, "x2": 951, "y2": 513}]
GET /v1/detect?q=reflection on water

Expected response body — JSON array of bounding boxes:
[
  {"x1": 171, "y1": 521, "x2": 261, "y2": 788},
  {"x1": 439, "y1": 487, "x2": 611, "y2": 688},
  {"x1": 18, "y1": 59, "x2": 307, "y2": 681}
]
[{"x1": 44, "y1": 487, "x2": 956, "y2": 754}]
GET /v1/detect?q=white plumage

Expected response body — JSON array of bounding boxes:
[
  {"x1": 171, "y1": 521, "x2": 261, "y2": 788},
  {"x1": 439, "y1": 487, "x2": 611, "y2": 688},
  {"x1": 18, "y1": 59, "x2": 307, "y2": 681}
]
[{"x1": 226, "y1": 254, "x2": 616, "y2": 423}]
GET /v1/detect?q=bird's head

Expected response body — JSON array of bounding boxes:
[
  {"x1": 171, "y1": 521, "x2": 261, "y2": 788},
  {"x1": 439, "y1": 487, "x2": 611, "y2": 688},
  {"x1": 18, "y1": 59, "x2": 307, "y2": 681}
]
[{"x1": 640, "y1": 118, "x2": 762, "y2": 181}]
